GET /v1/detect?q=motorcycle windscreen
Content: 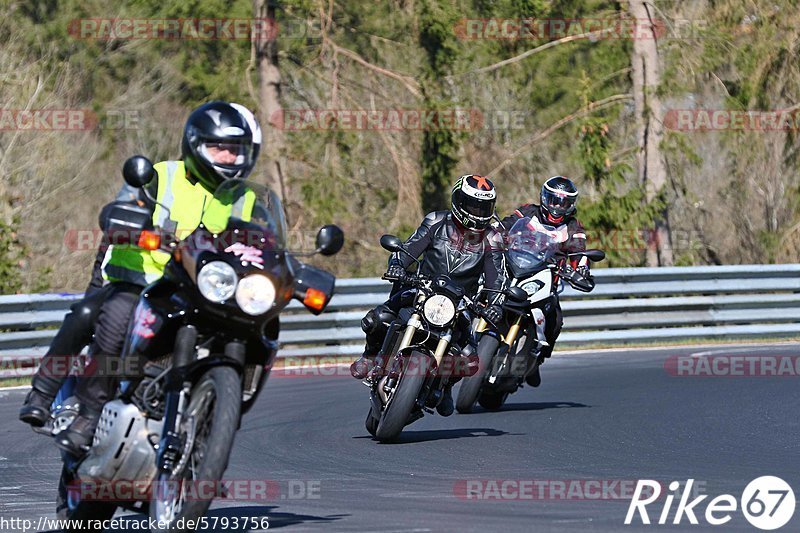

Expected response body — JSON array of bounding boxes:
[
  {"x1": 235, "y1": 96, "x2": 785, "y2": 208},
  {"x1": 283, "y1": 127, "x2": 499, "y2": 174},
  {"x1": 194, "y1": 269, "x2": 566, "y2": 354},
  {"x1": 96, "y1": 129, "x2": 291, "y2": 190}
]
[
  {"x1": 201, "y1": 178, "x2": 288, "y2": 249},
  {"x1": 506, "y1": 216, "x2": 562, "y2": 277}
]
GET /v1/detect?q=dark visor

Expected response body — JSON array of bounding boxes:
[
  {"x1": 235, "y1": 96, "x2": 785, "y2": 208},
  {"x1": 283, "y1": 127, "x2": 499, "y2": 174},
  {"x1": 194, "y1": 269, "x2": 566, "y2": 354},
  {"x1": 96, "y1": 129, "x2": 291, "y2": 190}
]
[
  {"x1": 542, "y1": 190, "x2": 575, "y2": 215},
  {"x1": 462, "y1": 195, "x2": 495, "y2": 218}
]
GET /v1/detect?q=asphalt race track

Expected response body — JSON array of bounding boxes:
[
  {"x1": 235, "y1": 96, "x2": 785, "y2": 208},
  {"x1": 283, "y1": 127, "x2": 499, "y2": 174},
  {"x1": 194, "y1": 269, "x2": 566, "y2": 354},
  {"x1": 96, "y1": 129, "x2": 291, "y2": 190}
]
[{"x1": 0, "y1": 343, "x2": 798, "y2": 532}]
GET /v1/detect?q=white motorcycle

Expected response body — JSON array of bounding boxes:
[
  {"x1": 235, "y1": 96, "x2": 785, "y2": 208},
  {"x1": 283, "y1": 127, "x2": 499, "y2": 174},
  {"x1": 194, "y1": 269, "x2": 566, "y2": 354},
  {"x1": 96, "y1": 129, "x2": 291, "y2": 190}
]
[{"x1": 456, "y1": 216, "x2": 604, "y2": 412}]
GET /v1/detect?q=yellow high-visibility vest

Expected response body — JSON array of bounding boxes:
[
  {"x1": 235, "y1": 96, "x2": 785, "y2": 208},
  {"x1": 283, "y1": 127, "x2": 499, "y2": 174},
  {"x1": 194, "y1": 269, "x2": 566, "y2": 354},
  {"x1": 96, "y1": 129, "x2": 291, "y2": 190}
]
[{"x1": 102, "y1": 160, "x2": 255, "y2": 286}]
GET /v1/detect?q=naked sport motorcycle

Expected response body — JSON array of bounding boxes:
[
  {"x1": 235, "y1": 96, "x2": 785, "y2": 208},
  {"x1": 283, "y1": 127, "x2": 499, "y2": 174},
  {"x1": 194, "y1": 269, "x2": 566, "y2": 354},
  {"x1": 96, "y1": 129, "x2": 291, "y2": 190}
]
[{"x1": 361, "y1": 235, "x2": 520, "y2": 442}]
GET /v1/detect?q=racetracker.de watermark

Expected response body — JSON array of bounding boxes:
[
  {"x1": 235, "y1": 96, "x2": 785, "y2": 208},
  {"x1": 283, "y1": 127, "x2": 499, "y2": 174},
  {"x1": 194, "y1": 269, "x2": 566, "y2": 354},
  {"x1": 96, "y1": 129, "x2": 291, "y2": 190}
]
[
  {"x1": 453, "y1": 479, "x2": 668, "y2": 501},
  {"x1": 66, "y1": 478, "x2": 320, "y2": 502},
  {"x1": 271, "y1": 108, "x2": 488, "y2": 131},
  {"x1": 0, "y1": 354, "x2": 144, "y2": 379},
  {"x1": 664, "y1": 109, "x2": 800, "y2": 132},
  {"x1": 2, "y1": 517, "x2": 271, "y2": 533},
  {"x1": 63, "y1": 228, "x2": 317, "y2": 252},
  {"x1": 67, "y1": 18, "x2": 318, "y2": 40},
  {"x1": 665, "y1": 355, "x2": 800, "y2": 377},
  {"x1": 0, "y1": 109, "x2": 140, "y2": 131},
  {"x1": 453, "y1": 17, "x2": 708, "y2": 41},
  {"x1": 270, "y1": 355, "x2": 478, "y2": 378}
]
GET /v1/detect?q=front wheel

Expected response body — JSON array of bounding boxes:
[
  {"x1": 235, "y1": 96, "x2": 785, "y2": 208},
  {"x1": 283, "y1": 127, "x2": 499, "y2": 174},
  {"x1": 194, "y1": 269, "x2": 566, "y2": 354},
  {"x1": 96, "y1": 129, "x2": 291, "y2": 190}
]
[
  {"x1": 478, "y1": 390, "x2": 508, "y2": 411},
  {"x1": 375, "y1": 352, "x2": 430, "y2": 442},
  {"x1": 456, "y1": 335, "x2": 499, "y2": 414},
  {"x1": 365, "y1": 407, "x2": 378, "y2": 436},
  {"x1": 149, "y1": 365, "x2": 242, "y2": 531}
]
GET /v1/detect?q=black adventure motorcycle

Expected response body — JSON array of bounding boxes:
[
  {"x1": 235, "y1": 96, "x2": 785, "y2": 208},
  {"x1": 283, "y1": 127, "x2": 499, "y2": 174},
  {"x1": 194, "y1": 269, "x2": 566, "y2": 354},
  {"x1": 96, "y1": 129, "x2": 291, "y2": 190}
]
[
  {"x1": 360, "y1": 235, "x2": 523, "y2": 442},
  {"x1": 39, "y1": 156, "x2": 344, "y2": 530},
  {"x1": 456, "y1": 216, "x2": 604, "y2": 413}
]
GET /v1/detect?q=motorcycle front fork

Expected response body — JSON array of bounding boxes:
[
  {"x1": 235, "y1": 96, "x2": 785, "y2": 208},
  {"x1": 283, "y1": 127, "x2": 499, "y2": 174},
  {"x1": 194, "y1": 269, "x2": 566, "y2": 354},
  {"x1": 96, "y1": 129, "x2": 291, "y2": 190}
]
[{"x1": 476, "y1": 314, "x2": 545, "y2": 381}]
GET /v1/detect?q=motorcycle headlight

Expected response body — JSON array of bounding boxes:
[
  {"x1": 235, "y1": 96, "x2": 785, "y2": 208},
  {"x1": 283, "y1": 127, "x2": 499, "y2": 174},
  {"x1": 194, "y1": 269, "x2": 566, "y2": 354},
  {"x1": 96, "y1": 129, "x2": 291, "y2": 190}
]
[
  {"x1": 198, "y1": 261, "x2": 238, "y2": 303},
  {"x1": 235, "y1": 274, "x2": 276, "y2": 315},
  {"x1": 423, "y1": 294, "x2": 456, "y2": 326}
]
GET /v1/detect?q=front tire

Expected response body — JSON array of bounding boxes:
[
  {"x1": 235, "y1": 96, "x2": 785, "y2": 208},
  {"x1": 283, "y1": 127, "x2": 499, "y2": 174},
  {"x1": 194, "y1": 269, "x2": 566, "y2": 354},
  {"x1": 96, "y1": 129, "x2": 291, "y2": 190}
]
[
  {"x1": 478, "y1": 390, "x2": 508, "y2": 411},
  {"x1": 375, "y1": 352, "x2": 429, "y2": 442},
  {"x1": 150, "y1": 365, "x2": 242, "y2": 531},
  {"x1": 365, "y1": 407, "x2": 378, "y2": 436},
  {"x1": 456, "y1": 335, "x2": 499, "y2": 414}
]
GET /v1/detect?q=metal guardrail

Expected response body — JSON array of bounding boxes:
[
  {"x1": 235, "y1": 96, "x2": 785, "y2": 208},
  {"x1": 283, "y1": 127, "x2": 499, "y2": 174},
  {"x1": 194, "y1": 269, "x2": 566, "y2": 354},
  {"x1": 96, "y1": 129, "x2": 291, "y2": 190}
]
[{"x1": 2, "y1": 265, "x2": 800, "y2": 377}]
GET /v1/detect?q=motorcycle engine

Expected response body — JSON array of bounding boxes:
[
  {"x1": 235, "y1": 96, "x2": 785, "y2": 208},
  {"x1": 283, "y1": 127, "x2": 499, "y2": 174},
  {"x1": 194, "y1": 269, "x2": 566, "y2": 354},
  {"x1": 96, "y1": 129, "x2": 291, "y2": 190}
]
[{"x1": 77, "y1": 400, "x2": 163, "y2": 490}]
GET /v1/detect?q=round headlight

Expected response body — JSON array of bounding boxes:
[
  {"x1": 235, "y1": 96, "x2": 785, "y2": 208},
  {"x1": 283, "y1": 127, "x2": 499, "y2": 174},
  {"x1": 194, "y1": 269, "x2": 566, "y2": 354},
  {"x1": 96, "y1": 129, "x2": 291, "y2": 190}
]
[
  {"x1": 198, "y1": 261, "x2": 237, "y2": 303},
  {"x1": 236, "y1": 274, "x2": 276, "y2": 315},
  {"x1": 423, "y1": 294, "x2": 456, "y2": 326}
]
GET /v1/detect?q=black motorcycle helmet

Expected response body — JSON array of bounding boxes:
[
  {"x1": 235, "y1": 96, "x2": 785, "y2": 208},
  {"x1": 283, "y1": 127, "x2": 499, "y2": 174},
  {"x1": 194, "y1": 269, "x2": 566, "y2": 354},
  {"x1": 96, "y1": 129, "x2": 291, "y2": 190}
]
[
  {"x1": 451, "y1": 174, "x2": 497, "y2": 230},
  {"x1": 540, "y1": 176, "x2": 578, "y2": 223},
  {"x1": 182, "y1": 101, "x2": 256, "y2": 192},
  {"x1": 231, "y1": 102, "x2": 262, "y2": 163}
]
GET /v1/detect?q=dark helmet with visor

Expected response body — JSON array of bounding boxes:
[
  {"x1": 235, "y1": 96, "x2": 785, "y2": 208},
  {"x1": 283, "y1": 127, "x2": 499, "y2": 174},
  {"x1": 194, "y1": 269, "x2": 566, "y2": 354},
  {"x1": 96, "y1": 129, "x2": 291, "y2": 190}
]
[
  {"x1": 451, "y1": 174, "x2": 497, "y2": 230},
  {"x1": 540, "y1": 176, "x2": 578, "y2": 222},
  {"x1": 182, "y1": 101, "x2": 256, "y2": 192}
]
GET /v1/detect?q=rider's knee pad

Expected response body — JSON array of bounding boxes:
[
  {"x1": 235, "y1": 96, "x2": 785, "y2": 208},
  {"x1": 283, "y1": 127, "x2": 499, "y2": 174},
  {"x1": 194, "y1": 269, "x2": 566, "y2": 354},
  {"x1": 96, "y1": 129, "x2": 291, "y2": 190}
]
[
  {"x1": 361, "y1": 305, "x2": 397, "y2": 335},
  {"x1": 67, "y1": 301, "x2": 101, "y2": 333}
]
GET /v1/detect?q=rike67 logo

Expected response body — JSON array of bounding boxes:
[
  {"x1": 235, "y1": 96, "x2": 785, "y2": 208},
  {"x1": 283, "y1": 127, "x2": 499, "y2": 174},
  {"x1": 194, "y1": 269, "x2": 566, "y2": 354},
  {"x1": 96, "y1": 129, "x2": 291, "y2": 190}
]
[{"x1": 626, "y1": 477, "x2": 796, "y2": 530}]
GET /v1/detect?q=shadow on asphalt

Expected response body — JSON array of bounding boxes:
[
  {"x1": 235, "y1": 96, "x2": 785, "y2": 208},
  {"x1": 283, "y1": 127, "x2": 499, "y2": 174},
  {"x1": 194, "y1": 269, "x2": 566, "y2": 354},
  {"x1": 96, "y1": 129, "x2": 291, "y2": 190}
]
[
  {"x1": 469, "y1": 401, "x2": 590, "y2": 413},
  {"x1": 108, "y1": 506, "x2": 346, "y2": 531},
  {"x1": 355, "y1": 427, "x2": 516, "y2": 444}
]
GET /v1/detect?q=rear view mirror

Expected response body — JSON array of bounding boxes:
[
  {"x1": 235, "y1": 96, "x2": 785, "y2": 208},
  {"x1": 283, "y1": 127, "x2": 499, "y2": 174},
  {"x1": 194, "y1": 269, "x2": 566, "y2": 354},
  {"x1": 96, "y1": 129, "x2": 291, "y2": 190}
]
[
  {"x1": 122, "y1": 155, "x2": 156, "y2": 188},
  {"x1": 569, "y1": 249, "x2": 605, "y2": 262},
  {"x1": 316, "y1": 225, "x2": 344, "y2": 256},
  {"x1": 379, "y1": 234, "x2": 403, "y2": 252},
  {"x1": 583, "y1": 249, "x2": 605, "y2": 262}
]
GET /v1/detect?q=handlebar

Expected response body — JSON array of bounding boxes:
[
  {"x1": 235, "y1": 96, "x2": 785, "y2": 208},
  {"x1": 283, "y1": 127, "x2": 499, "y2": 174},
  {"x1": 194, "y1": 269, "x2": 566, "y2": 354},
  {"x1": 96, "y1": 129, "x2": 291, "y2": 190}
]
[
  {"x1": 382, "y1": 271, "x2": 490, "y2": 315},
  {"x1": 381, "y1": 272, "x2": 430, "y2": 291}
]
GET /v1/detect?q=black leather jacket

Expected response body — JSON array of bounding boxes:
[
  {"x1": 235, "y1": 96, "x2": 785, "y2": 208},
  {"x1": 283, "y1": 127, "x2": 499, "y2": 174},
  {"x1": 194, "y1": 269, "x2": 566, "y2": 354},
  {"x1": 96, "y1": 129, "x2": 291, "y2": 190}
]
[{"x1": 389, "y1": 211, "x2": 507, "y2": 297}]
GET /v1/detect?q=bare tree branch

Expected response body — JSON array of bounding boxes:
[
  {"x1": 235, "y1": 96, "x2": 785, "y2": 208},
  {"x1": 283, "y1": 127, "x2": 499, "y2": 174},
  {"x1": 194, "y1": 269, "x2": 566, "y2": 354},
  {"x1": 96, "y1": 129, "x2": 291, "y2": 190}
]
[
  {"x1": 453, "y1": 31, "x2": 604, "y2": 77},
  {"x1": 488, "y1": 94, "x2": 633, "y2": 177},
  {"x1": 327, "y1": 41, "x2": 421, "y2": 97}
]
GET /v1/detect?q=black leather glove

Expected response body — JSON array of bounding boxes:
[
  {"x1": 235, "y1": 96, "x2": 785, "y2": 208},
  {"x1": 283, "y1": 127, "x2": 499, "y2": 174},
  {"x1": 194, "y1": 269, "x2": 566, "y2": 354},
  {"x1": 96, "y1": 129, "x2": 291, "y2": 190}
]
[
  {"x1": 564, "y1": 265, "x2": 595, "y2": 292},
  {"x1": 384, "y1": 264, "x2": 407, "y2": 281},
  {"x1": 481, "y1": 304, "x2": 503, "y2": 328}
]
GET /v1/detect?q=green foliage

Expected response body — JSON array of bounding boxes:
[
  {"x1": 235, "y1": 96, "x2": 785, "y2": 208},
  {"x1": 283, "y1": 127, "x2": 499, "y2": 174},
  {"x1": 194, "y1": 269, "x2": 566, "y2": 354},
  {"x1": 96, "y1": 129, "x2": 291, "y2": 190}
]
[
  {"x1": 417, "y1": 0, "x2": 459, "y2": 78},
  {"x1": 0, "y1": 218, "x2": 25, "y2": 294},
  {"x1": 573, "y1": 72, "x2": 653, "y2": 266},
  {"x1": 421, "y1": 123, "x2": 461, "y2": 213},
  {"x1": 417, "y1": 0, "x2": 464, "y2": 213},
  {"x1": 4, "y1": 0, "x2": 798, "y2": 291}
]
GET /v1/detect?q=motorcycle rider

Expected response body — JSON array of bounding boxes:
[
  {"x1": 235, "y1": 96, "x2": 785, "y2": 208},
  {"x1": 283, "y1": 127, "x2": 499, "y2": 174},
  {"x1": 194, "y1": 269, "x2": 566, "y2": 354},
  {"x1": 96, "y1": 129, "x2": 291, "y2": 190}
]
[
  {"x1": 351, "y1": 174, "x2": 507, "y2": 416},
  {"x1": 52, "y1": 101, "x2": 262, "y2": 455},
  {"x1": 499, "y1": 176, "x2": 594, "y2": 387},
  {"x1": 19, "y1": 103, "x2": 261, "y2": 429}
]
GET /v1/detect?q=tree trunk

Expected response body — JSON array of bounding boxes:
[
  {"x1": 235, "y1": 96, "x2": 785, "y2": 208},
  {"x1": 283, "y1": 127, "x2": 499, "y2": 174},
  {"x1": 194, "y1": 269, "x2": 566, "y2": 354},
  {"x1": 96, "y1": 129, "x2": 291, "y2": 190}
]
[
  {"x1": 629, "y1": 0, "x2": 673, "y2": 266},
  {"x1": 253, "y1": 0, "x2": 289, "y2": 205}
]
